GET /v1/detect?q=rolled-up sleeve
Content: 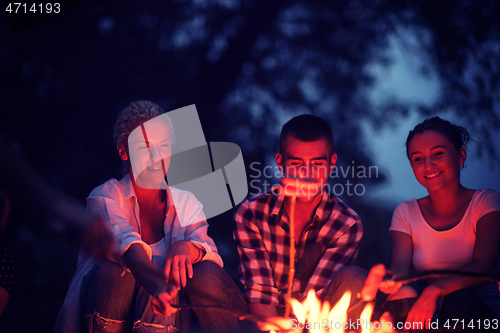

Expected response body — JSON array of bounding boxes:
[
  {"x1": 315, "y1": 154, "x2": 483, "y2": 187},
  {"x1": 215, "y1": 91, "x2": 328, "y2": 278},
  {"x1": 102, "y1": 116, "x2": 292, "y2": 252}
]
[
  {"x1": 234, "y1": 201, "x2": 279, "y2": 306},
  {"x1": 171, "y1": 189, "x2": 223, "y2": 267},
  {"x1": 86, "y1": 181, "x2": 152, "y2": 268}
]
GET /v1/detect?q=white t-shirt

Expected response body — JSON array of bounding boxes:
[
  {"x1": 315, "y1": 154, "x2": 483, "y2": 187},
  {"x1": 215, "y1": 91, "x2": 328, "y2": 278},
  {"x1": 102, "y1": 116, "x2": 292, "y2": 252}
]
[{"x1": 390, "y1": 189, "x2": 500, "y2": 273}]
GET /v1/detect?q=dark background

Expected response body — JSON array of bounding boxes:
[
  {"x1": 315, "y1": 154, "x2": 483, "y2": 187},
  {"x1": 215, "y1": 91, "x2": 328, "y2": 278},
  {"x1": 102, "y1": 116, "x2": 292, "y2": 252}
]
[{"x1": 1, "y1": 0, "x2": 500, "y2": 331}]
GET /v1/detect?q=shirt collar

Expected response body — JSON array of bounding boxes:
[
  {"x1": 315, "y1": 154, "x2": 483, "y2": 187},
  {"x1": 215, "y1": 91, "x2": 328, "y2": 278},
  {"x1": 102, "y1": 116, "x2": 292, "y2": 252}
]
[
  {"x1": 119, "y1": 173, "x2": 174, "y2": 215},
  {"x1": 270, "y1": 186, "x2": 285, "y2": 217},
  {"x1": 119, "y1": 173, "x2": 136, "y2": 199},
  {"x1": 270, "y1": 185, "x2": 330, "y2": 222},
  {"x1": 314, "y1": 189, "x2": 330, "y2": 223}
]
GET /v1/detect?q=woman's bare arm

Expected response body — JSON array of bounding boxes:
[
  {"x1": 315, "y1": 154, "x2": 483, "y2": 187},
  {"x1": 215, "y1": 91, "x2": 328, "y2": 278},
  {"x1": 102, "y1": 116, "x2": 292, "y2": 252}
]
[{"x1": 125, "y1": 243, "x2": 178, "y2": 316}]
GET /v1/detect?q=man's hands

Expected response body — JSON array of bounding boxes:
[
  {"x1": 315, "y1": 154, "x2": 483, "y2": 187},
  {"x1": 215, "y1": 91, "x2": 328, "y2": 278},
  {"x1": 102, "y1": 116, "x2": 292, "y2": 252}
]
[
  {"x1": 152, "y1": 282, "x2": 178, "y2": 317},
  {"x1": 164, "y1": 240, "x2": 203, "y2": 290}
]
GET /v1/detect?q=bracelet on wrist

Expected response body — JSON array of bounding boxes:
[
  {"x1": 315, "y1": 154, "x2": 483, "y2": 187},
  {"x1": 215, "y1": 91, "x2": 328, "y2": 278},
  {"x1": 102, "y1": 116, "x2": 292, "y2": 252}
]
[{"x1": 194, "y1": 246, "x2": 203, "y2": 263}]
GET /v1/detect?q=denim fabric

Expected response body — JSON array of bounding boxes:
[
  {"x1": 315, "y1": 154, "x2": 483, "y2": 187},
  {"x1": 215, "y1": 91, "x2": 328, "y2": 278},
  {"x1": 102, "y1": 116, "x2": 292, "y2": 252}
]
[
  {"x1": 82, "y1": 260, "x2": 176, "y2": 333},
  {"x1": 440, "y1": 289, "x2": 497, "y2": 332},
  {"x1": 321, "y1": 265, "x2": 370, "y2": 330},
  {"x1": 184, "y1": 261, "x2": 248, "y2": 333},
  {"x1": 82, "y1": 260, "x2": 248, "y2": 333}
]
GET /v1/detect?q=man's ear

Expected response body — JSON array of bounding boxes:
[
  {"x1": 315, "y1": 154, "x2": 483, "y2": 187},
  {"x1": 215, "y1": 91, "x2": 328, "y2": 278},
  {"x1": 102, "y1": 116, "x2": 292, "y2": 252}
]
[
  {"x1": 118, "y1": 145, "x2": 128, "y2": 161},
  {"x1": 329, "y1": 153, "x2": 337, "y2": 174},
  {"x1": 275, "y1": 152, "x2": 283, "y2": 174}
]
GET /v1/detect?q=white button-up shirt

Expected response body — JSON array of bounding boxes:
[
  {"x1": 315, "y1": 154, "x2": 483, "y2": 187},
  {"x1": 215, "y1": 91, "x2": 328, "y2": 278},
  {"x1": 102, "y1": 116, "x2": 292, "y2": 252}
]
[{"x1": 55, "y1": 174, "x2": 222, "y2": 333}]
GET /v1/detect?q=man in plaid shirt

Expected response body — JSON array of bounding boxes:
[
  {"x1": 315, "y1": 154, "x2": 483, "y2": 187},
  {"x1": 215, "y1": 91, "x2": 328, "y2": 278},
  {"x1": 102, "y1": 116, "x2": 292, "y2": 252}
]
[{"x1": 234, "y1": 114, "x2": 367, "y2": 321}]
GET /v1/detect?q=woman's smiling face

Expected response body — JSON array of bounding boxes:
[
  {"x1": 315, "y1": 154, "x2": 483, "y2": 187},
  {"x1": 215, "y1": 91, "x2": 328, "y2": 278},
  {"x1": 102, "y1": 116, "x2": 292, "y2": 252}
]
[
  {"x1": 407, "y1": 130, "x2": 466, "y2": 193},
  {"x1": 127, "y1": 116, "x2": 172, "y2": 189}
]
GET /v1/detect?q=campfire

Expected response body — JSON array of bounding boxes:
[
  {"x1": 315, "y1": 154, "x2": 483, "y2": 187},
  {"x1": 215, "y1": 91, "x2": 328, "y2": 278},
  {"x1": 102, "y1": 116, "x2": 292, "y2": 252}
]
[
  {"x1": 287, "y1": 290, "x2": 379, "y2": 333},
  {"x1": 259, "y1": 289, "x2": 393, "y2": 333}
]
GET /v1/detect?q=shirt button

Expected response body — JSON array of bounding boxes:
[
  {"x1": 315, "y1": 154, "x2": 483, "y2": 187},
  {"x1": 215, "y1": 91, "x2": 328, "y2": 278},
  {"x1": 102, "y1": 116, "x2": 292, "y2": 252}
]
[
  {"x1": 112, "y1": 225, "x2": 119, "y2": 230},
  {"x1": 295, "y1": 258, "x2": 299, "y2": 262}
]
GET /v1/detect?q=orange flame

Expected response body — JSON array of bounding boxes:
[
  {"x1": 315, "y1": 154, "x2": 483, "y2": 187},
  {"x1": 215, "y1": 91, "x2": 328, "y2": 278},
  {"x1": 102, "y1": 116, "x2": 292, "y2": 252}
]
[{"x1": 264, "y1": 290, "x2": 394, "y2": 333}]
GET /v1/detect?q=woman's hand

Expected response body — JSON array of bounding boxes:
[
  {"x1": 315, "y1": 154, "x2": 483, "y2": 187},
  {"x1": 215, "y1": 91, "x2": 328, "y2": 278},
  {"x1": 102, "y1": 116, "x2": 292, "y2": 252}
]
[
  {"x1": 405, "y1": 286, "x2": 440, "y2": 330},
  {"x1": 164, "y1": 240, "x2": 198, "y2": 290},
  {"x1": 379, "y1": 270, "x2": 402, "y2": 295},
  {"x1": 125, "y1": 244, "x2": 179, "y2": 317},
  {"x1": 152, "y1": 282, "x2": 178, "y2": 317},
  {"x1": 379, "y1": 280, "x2": 402, "y2": 295}
]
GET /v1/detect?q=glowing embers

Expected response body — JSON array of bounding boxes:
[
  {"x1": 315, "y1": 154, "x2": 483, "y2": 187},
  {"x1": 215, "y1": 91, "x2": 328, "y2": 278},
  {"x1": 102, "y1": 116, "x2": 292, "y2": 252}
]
[
  {"x1": 264, "y1": 290, "x2": 393, "y2": 333},
  {"x1": 290, "y1": 290, "x2": 373, "y2": 333}
]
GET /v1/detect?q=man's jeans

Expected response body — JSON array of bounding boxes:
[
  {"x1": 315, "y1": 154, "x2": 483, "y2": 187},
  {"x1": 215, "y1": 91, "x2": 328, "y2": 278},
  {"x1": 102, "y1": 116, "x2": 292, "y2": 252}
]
[
  {"x1": 321, "y1": 265, "x2": 370, "y2": 328},
  {"x1": 81, "y1": 260, "x2": 247, "y2": 333}
]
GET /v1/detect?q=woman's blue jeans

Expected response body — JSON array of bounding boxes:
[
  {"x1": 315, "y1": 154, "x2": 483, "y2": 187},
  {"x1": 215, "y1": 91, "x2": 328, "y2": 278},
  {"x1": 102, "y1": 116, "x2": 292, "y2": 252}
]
[{"x1": 81, "y1": 260, "x2": 247, "y2": 333}]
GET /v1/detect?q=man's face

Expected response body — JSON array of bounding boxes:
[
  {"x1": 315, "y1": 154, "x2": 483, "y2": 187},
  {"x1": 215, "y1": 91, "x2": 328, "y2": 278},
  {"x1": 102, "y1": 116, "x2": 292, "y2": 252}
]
[
  {"x1": 276, "y1": 136, "x2": 336, "y2": 202},
  {"x1": 128, "y1": 116, "x2": 172, "y2": 189}
]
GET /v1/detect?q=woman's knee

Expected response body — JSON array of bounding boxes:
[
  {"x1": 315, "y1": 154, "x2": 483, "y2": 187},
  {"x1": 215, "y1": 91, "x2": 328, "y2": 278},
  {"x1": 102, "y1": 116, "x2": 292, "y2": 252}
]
[
  {"x1": 86, "y1": 260, "x2": 136, "y2": 299},
  {"x1": 187, "y1": 260, "x2": 225, "y2": 291},
  {"x1": 86, "y1": 312, "x2": 129, "y2": 333},
  {"x1": 84, "y1": 261, "x2": 137, "y2": 320},
  {"x1": 440, "y1": 289, "x2": 496, "y2": 321},
  {"x1": 441, "y1": 290, "x2": 475, "y2": 315},
  {"x1": 93, "y1": 260, "x2": 134, "y2": 284},
  {"x1": 186, "y1": 261, "x2": 246, "y2": 308}
]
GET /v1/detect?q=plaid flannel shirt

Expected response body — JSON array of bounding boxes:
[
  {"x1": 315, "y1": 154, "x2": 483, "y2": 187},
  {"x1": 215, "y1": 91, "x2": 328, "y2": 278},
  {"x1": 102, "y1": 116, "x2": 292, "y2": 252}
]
[{"x1": 233, "y1": 187, "x2": 362, "y2": 307}]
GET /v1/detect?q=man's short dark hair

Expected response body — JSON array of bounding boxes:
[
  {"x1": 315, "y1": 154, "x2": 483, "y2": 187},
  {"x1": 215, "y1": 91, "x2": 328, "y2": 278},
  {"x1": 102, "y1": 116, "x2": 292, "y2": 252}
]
[{"x1": 279, "y1": 114, "x2": 334, "y2": 155}]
